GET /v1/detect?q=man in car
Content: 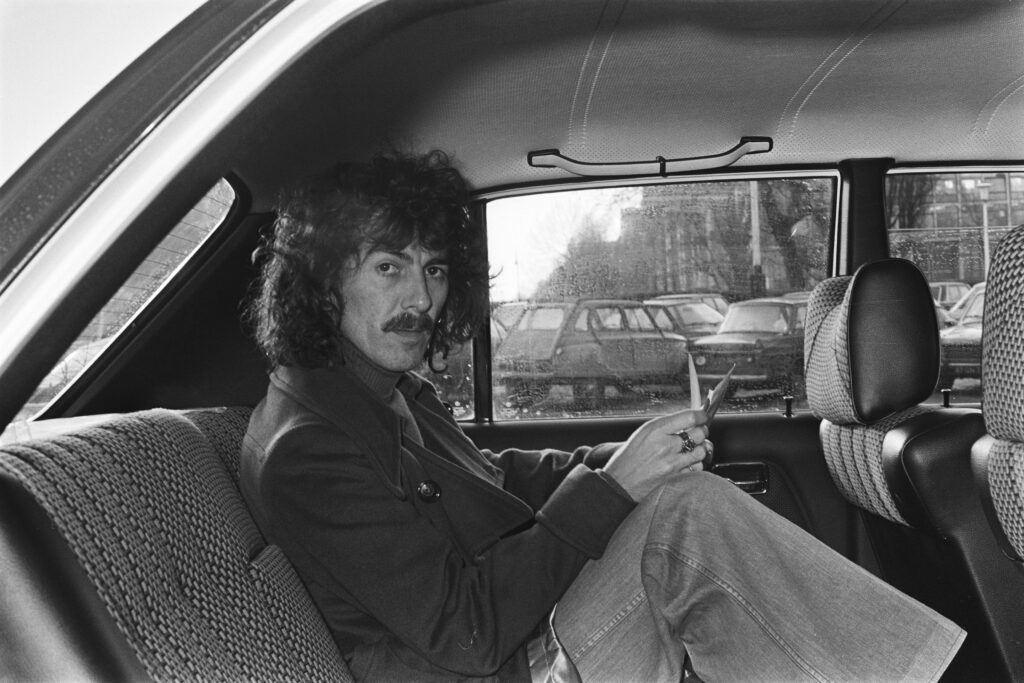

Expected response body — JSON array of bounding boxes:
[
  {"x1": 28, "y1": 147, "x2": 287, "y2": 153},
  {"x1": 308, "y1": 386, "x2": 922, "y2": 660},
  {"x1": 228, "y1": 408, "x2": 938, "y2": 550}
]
[{"x1": 240, "y1": 150, "x2": 964, "y2": 682}]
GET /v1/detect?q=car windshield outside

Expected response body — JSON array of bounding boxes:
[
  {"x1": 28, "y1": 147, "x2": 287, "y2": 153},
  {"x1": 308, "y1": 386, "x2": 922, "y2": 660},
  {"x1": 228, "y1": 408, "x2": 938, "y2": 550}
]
[
  {"x1": 670, "y1": 303, "x2": 723, "y2": 326},
  {"x1": 947, "y1": 282, "x2": 985, "y2": 323},
  {"x1": 645, "y1": 301, "x2": 723, "y2": 336},
  {"x1": 719, "y1": 303, "x2": 794, "y2": 334},
  {"x1": 931, "y1": 282, "x2": 970, "y2": 309},
  {"x1": 959, "y1": 293, "x2": 985, "y2": 324}
]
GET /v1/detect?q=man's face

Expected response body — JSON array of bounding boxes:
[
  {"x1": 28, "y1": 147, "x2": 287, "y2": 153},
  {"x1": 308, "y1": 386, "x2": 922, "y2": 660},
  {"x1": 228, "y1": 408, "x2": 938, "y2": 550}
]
[{"x1": 338, "y1": 241, "x2": 449, "y2": 372}]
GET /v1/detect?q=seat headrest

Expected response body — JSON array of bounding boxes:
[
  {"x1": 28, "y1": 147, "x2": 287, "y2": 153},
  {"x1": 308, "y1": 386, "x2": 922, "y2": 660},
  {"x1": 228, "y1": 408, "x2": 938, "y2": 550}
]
[
  {"x1": 805, "y1": 258, "x2": 939, "y2": 425},
  {"x1": 983, "y1": 223, "x2": 1024, "y2": 442}
]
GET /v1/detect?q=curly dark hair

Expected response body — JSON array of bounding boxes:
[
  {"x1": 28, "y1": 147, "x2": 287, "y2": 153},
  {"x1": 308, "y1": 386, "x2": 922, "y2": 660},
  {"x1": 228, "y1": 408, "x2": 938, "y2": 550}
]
[{"x1": 246, "y1": 150, "x2": 490, "y2": 370}]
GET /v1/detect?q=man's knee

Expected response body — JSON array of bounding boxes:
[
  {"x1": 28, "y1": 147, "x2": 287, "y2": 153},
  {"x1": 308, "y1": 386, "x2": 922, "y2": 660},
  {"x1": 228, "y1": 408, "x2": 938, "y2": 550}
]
[
  {"x1": 660, "y1": 470, "x2": 741, "y2": 504},
  {"x1": 650, "y1": 471, "x2": 761, "y2": 527}
]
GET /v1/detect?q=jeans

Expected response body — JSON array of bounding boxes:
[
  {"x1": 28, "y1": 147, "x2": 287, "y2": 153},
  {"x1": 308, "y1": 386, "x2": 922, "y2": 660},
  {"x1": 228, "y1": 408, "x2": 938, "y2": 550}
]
[{"x1": 549, "y1": 472, "x2": 966, "y2": 682}]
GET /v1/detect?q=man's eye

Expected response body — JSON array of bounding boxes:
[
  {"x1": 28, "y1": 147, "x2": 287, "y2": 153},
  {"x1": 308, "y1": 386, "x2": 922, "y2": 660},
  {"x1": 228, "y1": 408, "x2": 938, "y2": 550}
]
[
  {"x1": 376, "y1": 262, "x2": 397, "y2": 275},
  {"x1": 427, "y1": 266, "x2": 449, "y2": 279}
]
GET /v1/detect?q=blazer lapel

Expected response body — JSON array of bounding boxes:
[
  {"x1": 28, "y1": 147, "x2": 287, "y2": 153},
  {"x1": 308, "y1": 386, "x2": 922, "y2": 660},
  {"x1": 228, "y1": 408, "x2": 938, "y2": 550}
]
[{"x1": 272, "y1": 365, "x2": 406, "y2": 498}]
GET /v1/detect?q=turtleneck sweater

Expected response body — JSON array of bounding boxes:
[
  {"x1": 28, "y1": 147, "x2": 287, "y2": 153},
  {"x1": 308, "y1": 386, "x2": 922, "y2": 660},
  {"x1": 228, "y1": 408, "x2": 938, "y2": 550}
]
[
  {"x1": 339, "y1": 337, "x2": 506, "y2": 487},
  {"x1": 338, "y1": 337, "x2": 425, "y2": 445}
]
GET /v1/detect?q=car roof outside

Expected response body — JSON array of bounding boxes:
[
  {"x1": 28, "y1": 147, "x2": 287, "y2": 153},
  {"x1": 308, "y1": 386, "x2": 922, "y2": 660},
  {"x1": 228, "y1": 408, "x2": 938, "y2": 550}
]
[
  {"x1": 652, "y1": 293, "x2": 725, "y2": 301},
  {"x1": 731, "y1": 297, "x2": 804, "y2": 307}
]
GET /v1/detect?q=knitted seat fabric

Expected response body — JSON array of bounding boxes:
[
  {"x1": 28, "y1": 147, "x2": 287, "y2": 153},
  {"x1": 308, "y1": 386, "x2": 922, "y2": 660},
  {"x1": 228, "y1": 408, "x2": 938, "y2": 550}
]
[
  {"x1": 0, "y1": 407, "x2": 352, "y2": 681},
  {"x1": 977, "y1": 224, "x2": 1024, "y2": 559}
]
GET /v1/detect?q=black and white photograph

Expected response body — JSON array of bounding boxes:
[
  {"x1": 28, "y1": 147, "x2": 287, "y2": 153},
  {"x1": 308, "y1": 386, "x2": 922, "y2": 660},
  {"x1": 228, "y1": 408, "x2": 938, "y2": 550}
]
[{"x1": 1, "y1": 1, "x2": 1022, "y2": 680}]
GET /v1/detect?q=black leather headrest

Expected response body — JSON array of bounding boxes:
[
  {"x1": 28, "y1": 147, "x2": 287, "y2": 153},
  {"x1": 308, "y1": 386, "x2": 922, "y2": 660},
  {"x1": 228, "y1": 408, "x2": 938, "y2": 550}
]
[{"x1": 806, "y1": 258, "x2": 939, "y2": 424}]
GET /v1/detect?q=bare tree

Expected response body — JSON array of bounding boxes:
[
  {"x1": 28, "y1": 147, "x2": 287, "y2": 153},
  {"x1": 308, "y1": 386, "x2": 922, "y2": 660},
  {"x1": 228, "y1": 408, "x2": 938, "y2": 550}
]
[{"x1": 886, "y1": 174, "x2": 935, "y2": 231}]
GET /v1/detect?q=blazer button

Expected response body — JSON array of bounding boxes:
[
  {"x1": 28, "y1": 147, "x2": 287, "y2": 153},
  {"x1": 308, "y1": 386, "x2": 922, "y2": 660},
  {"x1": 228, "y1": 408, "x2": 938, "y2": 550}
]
[{"x1": 417, "y1": 480, "x2": 441, "y2": 503}]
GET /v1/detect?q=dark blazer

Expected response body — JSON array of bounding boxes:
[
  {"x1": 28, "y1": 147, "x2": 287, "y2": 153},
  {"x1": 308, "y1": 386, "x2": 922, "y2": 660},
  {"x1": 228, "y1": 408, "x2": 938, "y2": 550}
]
[{"x1": 240, "y1": 364, "x2": 635, "y2": 681}]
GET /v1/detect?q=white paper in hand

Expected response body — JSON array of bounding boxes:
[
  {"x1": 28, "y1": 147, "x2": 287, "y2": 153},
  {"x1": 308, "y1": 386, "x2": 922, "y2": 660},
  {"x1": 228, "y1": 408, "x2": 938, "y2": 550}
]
[{"x1": 687, "y1": 352, "x2": 733, "y2": 419}]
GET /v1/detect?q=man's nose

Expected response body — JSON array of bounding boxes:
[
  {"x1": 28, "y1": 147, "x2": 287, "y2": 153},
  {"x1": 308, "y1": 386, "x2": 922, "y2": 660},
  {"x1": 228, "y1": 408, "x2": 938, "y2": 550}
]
[{"x1": 404, "y1": 271, "x2": 432, "y2": 312}]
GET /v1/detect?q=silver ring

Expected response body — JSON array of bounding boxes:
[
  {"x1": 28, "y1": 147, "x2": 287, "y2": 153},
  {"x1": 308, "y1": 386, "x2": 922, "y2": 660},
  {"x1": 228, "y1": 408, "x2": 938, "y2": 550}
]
[{"x1": 675, "y1": 430, "x2": 698, "y2": 454}]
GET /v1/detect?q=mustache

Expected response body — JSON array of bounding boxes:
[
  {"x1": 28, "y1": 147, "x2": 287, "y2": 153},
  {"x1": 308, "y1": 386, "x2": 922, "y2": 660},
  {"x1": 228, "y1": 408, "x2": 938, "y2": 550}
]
[{"x1": 381, "y1": 312, "x2": 435, "y2": 333}]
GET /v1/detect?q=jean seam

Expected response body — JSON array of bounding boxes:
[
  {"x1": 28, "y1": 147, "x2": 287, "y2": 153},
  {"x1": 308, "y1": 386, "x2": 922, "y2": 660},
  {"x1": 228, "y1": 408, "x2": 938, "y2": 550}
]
[
  {"x1": 646, "y1": 542, "x2": 828, "y2": 683},
  {"x1": 568, "y1": 589, "x2": 648, "y2": 660}
]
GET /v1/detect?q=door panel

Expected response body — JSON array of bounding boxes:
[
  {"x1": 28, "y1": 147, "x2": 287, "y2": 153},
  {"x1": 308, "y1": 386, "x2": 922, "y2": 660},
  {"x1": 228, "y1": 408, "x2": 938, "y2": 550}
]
[{"x1": 464, "y1": 411, "x2": 858, "y2": 559}]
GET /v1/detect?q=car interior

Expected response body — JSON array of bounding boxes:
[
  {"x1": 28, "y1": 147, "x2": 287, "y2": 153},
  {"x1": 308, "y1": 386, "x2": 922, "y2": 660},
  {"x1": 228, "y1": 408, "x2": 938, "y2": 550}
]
[{"x1": 1, "y1": 0, "x2": 1023, "y2": 680}]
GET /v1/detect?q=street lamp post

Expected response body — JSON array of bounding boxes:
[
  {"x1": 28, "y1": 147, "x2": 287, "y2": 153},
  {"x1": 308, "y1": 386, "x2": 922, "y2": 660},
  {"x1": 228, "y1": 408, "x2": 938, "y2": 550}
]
[{"x1": 978, "y1": 180, "x2": 991, "y2": 277}]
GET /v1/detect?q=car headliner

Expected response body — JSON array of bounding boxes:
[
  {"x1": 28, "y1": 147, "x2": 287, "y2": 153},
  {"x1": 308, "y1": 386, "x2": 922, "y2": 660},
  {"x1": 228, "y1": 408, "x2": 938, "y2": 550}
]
[{"x1": 232, "y1": 0, "x2": 1024, "y2": 206}]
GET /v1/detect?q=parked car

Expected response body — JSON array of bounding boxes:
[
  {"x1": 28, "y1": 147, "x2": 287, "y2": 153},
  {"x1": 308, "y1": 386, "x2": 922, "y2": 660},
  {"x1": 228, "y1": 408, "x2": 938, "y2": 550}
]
[
  {"x1": 946, "y1": 281, "x2": 985, "y2": 324},
  {"x1": 939, "y1": 290, "x2": 985, "y2": 388},
  {"x1": 649, "y1": 292, "x2": 730, "y2": 316},
  {"x1": 930, "y1": 281, "x2": 971, "y2": 309},
  {"x1": 690, "y1": 298, "x2": 808, "y2": 396},
  {"x1": 494, "y1": 299, "x2": 689, "y2": 405},
  {"x1": 643, "y1": 299, "x2": 724, "y2": 339}
]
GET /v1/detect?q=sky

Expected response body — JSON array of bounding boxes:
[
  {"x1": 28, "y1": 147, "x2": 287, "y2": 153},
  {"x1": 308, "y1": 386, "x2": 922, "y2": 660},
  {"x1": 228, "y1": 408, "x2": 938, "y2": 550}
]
[
  {"x1": 487, "y1": 188, "x2": 640, "y2": 302},
  {"x1": 0, "y1": 0, "x2": 204, "y2": 183}
]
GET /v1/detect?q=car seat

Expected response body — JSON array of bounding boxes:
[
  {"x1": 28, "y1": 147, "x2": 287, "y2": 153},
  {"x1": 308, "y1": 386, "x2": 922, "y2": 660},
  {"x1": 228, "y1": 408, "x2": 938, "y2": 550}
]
[
  {"x1": 0, "y1": 407, "x2": 353, "y2": 681},
  {"x1": 804, "y1": 257, "x2": 1024, "y2": 681},
  {"x1": 972, "y1": 223, "x2": 1024, "y2": 564}
]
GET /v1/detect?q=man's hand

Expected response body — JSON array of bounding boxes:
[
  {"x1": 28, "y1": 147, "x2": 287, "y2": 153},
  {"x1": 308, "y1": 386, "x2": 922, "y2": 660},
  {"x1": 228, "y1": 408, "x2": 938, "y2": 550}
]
[{"x1": 602, "y1": 409, "x2": 709, "y2": 501}]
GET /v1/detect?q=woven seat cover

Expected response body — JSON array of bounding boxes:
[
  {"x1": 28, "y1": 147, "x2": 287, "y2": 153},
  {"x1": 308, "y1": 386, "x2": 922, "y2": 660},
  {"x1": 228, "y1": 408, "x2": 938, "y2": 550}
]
[
  {"x1": 805, "y1": 262, "x2": 937, "y2": 526},
  {"x1": 0, "y1": 407, "x2": 351, "y2": 681},
  {"x1": 981, "y1": 224, "x2": 1024, "y2": 558}
]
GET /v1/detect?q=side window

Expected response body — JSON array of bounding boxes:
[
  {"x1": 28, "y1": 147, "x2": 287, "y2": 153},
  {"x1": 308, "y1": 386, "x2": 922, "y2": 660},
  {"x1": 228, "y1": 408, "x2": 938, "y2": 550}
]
[
  {"x1": 886, "y1": 170, "x2": 1024, "y2": 405},
  {"x1": 488, "y1": 175, "x2": 835, "y2": 419},
  {"x1": 624, "y1": 306, "x2": 657, "y2": 331},
  {"x1": 573, "y1": 310, "x2": 589, "y2": 331},
  {"x1": 596, "y1": 307, "x2": 624, "y2": 331},
  {"x1": 648, "y1": 306, "x2": 675, "y2": 331},
  {"x1": 10, "y1": 179, "x2": 235, "y2": 427}
]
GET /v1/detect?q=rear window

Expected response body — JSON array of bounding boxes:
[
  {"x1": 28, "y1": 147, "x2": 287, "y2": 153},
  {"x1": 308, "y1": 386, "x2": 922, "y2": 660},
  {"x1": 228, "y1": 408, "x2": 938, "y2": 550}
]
[{"x1": 522, "y1": 307, "x2": 566, "y2": 330}]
